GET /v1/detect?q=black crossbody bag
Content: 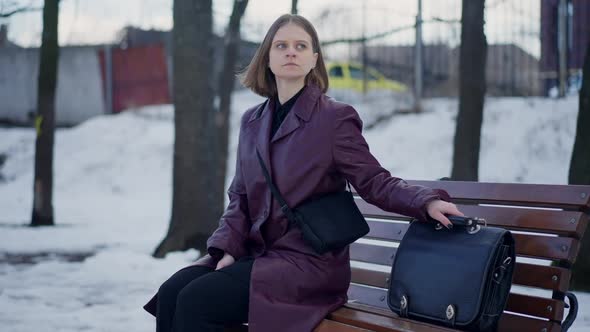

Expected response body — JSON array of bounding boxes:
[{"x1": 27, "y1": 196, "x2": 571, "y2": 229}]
[{"x1": 256, "y1": 150, "x2": 369, "y2": 254}]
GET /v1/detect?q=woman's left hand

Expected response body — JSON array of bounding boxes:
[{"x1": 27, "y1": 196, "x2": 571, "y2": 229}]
[{"x1": 426, "y1": 200, "x2": 464, "y2": 229}]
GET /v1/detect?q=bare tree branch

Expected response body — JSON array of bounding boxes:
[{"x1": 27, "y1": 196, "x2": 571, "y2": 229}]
[
  {"x1": 321, "y1": 23, "x2": 415, "y2": 46},
  {"x1": 321, "y1": 18, "x2": 460, "y2": 47},
  {"x1": 0, "y1": 6, "x2": 42, "y2": 17}
]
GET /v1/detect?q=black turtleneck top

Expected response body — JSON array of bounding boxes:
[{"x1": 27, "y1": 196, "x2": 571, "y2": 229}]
[{"x1": 271, "y1": 87, "x2": 305, "y2": 139}]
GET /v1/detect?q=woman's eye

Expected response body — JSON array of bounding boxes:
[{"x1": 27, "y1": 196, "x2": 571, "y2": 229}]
[
  {"x1": 297, "y1": 44, "x2": 307, "y2": 50},
  {"x1": 276, "y1": 43, "x2": 286, "y2": 49}
]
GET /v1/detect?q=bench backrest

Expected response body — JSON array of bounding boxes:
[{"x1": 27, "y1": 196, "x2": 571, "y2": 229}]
[{"x1": 349, "y1": 180, "x2": 590, "y2": 332}]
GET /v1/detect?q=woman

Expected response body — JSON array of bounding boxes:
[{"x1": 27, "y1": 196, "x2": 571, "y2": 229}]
[{"x1": 145, "y1": 14, "x2": 463, "y2": 332}]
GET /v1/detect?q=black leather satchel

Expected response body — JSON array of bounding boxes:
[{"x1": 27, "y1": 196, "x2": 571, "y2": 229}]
[
  {"x1": 256, "y1": 150, "x2": 369, "y2": 254},
  {"x1": 387, "y1": 216, "x2": 515, "y2": 331}
]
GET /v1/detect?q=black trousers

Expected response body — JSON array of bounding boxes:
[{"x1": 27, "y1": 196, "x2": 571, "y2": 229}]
[{"x1": 156, "y1": 256, "x2": 254, "y2": 332}]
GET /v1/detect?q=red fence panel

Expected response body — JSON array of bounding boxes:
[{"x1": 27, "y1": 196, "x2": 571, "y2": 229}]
[{"x1": 99, "y1": 44, "x2": 170, "y2": 113}]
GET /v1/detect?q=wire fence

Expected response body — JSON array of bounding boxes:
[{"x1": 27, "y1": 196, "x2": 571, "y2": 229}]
[
  {"x1": 309, "y1": 0, "x2": 587, "y2": 99},
  {"x1": 4, "y1": 0, "x2": 586, "y2": 102}
]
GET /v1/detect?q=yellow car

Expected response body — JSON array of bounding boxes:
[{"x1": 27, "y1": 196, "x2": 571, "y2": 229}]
[{"x1": 326, "y1": 62, "x2": 408, "y2": 93}]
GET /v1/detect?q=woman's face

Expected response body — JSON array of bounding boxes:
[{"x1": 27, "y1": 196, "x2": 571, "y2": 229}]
[{"x1": 268, "y1": 23, "x2": 318, "y2": 83}]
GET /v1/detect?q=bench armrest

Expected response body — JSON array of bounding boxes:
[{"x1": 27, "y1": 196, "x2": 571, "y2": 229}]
[{"x1": 562, "y1": 291, "x2": 578, "y2": 331}]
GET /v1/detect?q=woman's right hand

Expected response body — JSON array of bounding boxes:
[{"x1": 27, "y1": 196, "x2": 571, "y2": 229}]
[{"x1": 215, "y1": 252, "x2": 235, "y2": 270}]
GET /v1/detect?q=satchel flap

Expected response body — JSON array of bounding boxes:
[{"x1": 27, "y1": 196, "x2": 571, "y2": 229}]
[{"x1": 388, "y1": 221, "x2": 508, "y2": 326}]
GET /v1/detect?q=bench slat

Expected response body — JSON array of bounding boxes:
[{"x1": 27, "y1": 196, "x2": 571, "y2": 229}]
[
  {"x1": 512, "y1": 263, "x2": 572, "y2": 292},
  {"x1": 513, "y1": 233, "x2": 580, "y2": 264},
  {"x1": 359, "y1": 204, "x2": 588, "y2": 239},
  {"x1": 350, "y1": 243, "x2": 396, "y2": 266},
  {"x1": 457, "y1": 205, "x2": 588, "y2": 239},
  {"x1": 351, "y1": 268, "x2": 389, "y2": 288},
  {"x1": 315, "y1": 319, "x2": 374, "y2": 332},
  {"x1": 498, "y1": 313, "x2": 562, "y2": 332},
  {"x1": 351, "y1": 262, "x2": 571, "y2": 292},
  {"x1": 341, "y1": 302, "x2": 562, "y2": 332},
  {"x1": 352, "y1": 233, "x2": 580, "y2": 264},
  {"x1": 331, "y1": 306, "x2": 459, "y2": 332},
  {"x1": 364, "y1": 221, "x2": 407, "y2": 241},
  {"x1": 505, "y1": 293, "x2": 564, "y2": 322},
  {"x1": 348, "y1": 284, "x2": 565, "y2": 321},
  {"x1": 406, "y1": 180, "x2": 590, "y2": 210}
]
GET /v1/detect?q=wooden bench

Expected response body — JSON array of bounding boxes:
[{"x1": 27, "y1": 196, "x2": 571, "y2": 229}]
[
  {"x1": 231, "y1": 180, "x2": 589, "y2": 331},
  {"x1": 322, "y1": 180, "x2": 589, "y2": 332}
]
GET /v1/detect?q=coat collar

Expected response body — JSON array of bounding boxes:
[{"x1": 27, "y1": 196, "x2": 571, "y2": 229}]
[
  {"x1": 249, "y1": 83, "x2": 322, "y2": 177},
  {"x1": 247, "y1": 83, "x2": 322, "y2": 124}
]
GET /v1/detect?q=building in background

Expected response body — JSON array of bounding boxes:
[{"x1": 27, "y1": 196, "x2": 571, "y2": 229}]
[
  {"x1": 362, "y1": 43, "x2": 540, "y2": 97},
  {"x1": 0, "y1": 26, "x2": 259, "y2": 126},
  {"x1": 0, "y1": 45, "x2": 106, "y2": 126}
]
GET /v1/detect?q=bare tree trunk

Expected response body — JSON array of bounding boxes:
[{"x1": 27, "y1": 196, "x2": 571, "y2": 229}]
[
  {"x1": 154, "y1": 0, "x2": 217, "y2": 258},
  {"x1": 569, "y1": 38, "x2": 590, "y2": 291},
  {"x1": 291, "y1": 0, "x2": 298, "y2": 15},
  {"x1": 214, "y1": 0, "x2": 249, "y2": 221},
  {"x1": 31, "y1": 0, "x2": 59, "y2": 227},
  {"x1": 451, "y1": 0, "x2": 487, "y2": 181}
]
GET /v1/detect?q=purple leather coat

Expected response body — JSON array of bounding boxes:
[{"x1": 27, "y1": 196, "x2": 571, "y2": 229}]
[{"x1": 145, "y1": 83, "x2": 448, "y2": 331}]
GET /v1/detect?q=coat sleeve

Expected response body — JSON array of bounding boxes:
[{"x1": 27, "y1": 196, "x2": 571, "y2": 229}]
[
  {"x1": 332, "y1": 105, "x2": 449, "y2": 221},
  {"x1": 206, "y1": 114, "x2": 252, "y2": 261}
]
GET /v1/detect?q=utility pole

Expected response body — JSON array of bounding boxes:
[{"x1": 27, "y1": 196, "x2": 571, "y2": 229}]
[
  {"x1": 414, "y1": 0, "x2": 423, "y2": 111},
  {"x1": 557, "y1": 0, "x2": 569, "y2": 97}
]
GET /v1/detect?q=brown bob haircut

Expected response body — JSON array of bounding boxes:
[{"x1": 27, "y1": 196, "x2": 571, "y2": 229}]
[{"x1": 240, "y1": 14, "x2": 329, "y2": 98}]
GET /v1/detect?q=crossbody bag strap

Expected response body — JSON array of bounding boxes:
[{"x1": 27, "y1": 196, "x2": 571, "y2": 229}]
[
  {"x1": 346, "y1": 180, "x2": 352, "y2": 192},
  {"x1": 255, "y1": 149, "x2": 299, "y2": 223}
]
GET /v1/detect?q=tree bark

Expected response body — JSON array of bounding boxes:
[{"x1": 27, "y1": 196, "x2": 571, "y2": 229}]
[
  {"x1": 214, "y1": 0, "x2": 249, "y2": 227},
  {"x1": 154, "y1": 0, "x2": 217, "y2": 258},
  {"x1": 31, "y1": 0, "x2": 59, "y2": 227},
  {"x1": 291, "y1": 0, "x2": 298, "y2": 15},
  {"x1": 569, "y1": 38, "x2": 590, "y2": 291},
  {"x1": 450, "y1": 0, "x2": 487, "y2": 181}
]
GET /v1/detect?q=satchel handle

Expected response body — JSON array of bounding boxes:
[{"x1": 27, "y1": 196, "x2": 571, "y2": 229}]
[{"x1": 431, "y1": 215, "x2": 486, "y2": 234}]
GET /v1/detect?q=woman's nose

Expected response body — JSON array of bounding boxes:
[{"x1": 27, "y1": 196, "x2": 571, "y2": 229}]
[{"x1": 285, "y1": 46, "x2": 297, "y2": 57}]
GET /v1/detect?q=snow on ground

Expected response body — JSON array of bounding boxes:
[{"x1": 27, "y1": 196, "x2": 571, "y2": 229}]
[{"x1": 0, "y1": 89, "x2": 588, "y2": 331}]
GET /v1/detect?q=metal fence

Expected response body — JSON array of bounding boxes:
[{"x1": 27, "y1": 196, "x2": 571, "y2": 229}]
[{"x1": 310, "y1": 0, "x2": 588, "y2": 100}]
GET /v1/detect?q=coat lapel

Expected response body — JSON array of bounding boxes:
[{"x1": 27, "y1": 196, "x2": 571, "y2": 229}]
[
  {"x1": 270, "y1": 109, "x2": 301, "y2": 143},
  {"x1": 247, "y1": 84, "x2": 322, "y2": 178},
  {"x1": 270, "y1": 84, "x2": 321, "y2": 144},
  {"x1": 251, "y1": 98, "x2": 274, "y2": 179}
]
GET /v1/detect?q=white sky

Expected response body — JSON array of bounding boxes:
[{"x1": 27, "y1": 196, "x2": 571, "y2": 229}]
[{"x1": 0, "y1": 0, "x2": 541, "y2": 57}]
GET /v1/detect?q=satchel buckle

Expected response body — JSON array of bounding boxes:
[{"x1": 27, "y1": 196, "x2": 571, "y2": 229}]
[
  {"x1": 400, "y1": 295, "x2": 409, "y2": 317},
  {"x1": 446, "y1": 304, "x2": 456, "y2": 320},
  {"x1": 466, "y1": 224, "x2": 481, "y2": 234}
]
